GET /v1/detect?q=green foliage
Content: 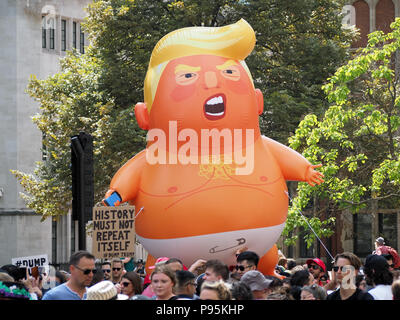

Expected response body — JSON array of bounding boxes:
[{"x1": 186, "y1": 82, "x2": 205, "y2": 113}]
[
  {"x1": 13, "y1": 49, "x2": 146, "y2": 220},
  {"x1": 287, "y1": 18, "x2": 400, "y2": 246}
]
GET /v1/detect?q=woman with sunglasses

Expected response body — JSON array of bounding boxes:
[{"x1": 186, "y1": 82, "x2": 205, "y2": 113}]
[{"x1": 118, "y1": 272, "x2": 143, "y2": 299}]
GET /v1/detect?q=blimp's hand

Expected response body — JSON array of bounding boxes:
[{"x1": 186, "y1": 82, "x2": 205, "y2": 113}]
[
  {"x1": 102, "y1": 190, "x2": 122, "y2": 206},
  {"x1": 305, "y1": 164, "x2": 324, "y2": 187}
]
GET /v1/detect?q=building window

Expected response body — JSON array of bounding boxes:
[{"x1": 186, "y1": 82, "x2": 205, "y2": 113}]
[
  {"x1": 376, "y1": 0, "x2": 395, "y2": 34},
  {"x1": 352, "y1": 0, "x2": 370, "y2": 48},
  {"x1": 42, "y1": 16, "x2": 46, "y2": 48},
  {"x1": 354, "y1": 213, "x2": 372, "y2": 257},
  {"x1": 79, "y1": 25, "x2": 85, "y2": 54},
  {"x1": 379, "y1": 213, "x2": 398, "y2": 250},
  {"x1": 73, "y1": 22, "x2": 77, "y2": 49},
  {"x1": 49, "y1": 18, "x2": 55, "y2": 50},
  {"x1": 61, "y1": 19, "x2": 67, "y2": 51}
]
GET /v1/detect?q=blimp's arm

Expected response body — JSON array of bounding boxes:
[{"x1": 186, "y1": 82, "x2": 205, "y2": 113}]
[
  {"x1": 102, "y1": 150, "x2": 147, "y2": 206},
  {"x1": 262, "y1": 136, "x2": 324, "y2": 186}
]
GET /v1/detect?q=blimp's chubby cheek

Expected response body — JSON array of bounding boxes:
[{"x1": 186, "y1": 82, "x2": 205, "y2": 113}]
[
  {"x1": 170, "y1": 84, "x2": 196, "y2": 102},
  {"x1": 224, "y1": 77, "x2": 252, "y2": 95}
]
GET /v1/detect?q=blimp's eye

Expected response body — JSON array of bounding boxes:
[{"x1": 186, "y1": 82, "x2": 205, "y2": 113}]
[
  {"x1": 176, "y1": 71, "x2": 199, "y2": 85},
  {"x1": 220, "y1": 65, "x2": 241, "y2": 81}
]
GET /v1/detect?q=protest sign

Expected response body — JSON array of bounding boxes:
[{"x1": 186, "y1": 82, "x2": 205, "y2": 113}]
[
  {"x1": 92, "y1": 206, "x2": 136, "y2": 259},
  {"x1": 12, "y1": 254, "x2": 49, "y2": 269}
]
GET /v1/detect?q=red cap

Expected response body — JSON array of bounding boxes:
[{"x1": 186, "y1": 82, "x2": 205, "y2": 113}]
[
  {"x1": 306, "y1": 258, "x2": 326, "y2": 272},
  {"x1": 148, "y1": 257, "x2": 169, "y2": 269}
]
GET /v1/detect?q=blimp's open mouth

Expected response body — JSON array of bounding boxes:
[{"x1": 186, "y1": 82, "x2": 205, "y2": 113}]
[{"x1": 204, "y1": 94, "x2": 226, "y2": 120}]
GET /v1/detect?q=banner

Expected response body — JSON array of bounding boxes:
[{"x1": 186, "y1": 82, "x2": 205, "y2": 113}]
[
  {"x1": 12, "y1": 254, "x2": 49, "y2": 269},
  {"x1": 92, "y1": 206, "x2": 136, "y2": 259}
]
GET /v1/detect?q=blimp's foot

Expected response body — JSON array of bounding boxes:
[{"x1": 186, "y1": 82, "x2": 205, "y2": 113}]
[{"x1": 258, "y1": 244, "x2": 283, "y2": 278}]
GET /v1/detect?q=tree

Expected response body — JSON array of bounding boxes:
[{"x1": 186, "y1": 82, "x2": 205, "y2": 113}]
[
  {"x1": 12, "y1": 49, "x2": 145, "y2": 220},
  {"x1": 286, "y1": 18, "x2": 400, "y2": 247},
  {"x1": 243, "y1": 0, "x2": 354, "y2": 143},
  {"x1": 13, "y1": 0, "x2": 353, "y2": 226}
]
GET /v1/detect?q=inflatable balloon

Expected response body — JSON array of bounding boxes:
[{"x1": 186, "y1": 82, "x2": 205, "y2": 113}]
[{"x1": 103, "y1": 19, "x2": 324, "y2": 275}]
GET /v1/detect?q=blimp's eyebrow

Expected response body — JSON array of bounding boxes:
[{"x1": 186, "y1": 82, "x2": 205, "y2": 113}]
[
  {"x1": 216, "y1": 60, "x2": 239, "y2": 70},
  {"x1": 175, "y1": 64, "x2": 201, "y2": 74}
]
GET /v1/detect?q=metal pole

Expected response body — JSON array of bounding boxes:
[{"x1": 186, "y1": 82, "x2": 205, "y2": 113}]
[{"x1": 71, "y1": 136, "x2": 86, "y2": 251}]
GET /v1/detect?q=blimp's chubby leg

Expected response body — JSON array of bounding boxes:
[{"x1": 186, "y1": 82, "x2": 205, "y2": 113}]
[
  {"x1": 257, "y1": 244, "x2": 283, "y2": 278},
  {"x1": 144, "y1": 254, "x2": 157, "y2": 276}
]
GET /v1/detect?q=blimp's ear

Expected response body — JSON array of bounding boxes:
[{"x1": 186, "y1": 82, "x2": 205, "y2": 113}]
[
  {"x1": 255, "y1": 88, "x2": 264, "y2": 115},
  {"x1": 134, "y1": 102, "x2": 150, "y2": 130}
]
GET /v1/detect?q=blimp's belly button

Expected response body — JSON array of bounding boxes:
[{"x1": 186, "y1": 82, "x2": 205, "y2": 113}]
[{"x1": 168, "y1": 186, "x2": 178, "y2": 193}]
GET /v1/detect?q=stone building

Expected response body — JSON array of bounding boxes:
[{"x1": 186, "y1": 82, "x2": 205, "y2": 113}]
[{"x1": 0, "y1": 0, "x2": 91, "y2": 267}]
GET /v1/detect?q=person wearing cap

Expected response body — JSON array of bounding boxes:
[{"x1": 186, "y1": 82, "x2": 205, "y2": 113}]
[
  {"x1": 373, "y1": 237, "x2": 400, "y2": 269},
  {"x1": 364, "y1": 254, "x2": 393, "y2": 300},
  {"x1": 306, "y1": 258, "x2": 327, "y2": 286},
  {"x1": 300, "y1": 284, "x2": 327, "y2": 300},
  {"x1": 240, "y1": 270, "x2": 273, "y2": 300},
  {"x1": 86, "y1": 280, "x2": 128, "y2": 300},
  {"x1": 327, "y1": 252, "x2": 373, "y2": 300}
]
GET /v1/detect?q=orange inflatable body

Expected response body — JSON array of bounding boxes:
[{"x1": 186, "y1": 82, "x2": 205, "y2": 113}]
[{"x1": 103, "y1": 20, "x2": 323, "y2": 275}]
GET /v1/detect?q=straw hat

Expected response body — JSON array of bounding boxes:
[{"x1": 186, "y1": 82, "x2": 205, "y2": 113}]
[{"x1": 86, "y1": 281, "x2": 128, "y2": 300}]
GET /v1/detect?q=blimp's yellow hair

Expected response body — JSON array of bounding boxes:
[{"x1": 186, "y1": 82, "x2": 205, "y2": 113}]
[{"x1": 144, "y1": 19, "x2": 256, "y2": 113}]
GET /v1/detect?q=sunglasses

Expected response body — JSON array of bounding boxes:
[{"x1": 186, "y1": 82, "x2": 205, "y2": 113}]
[
  {"x1": 75, "y1": 266, "x2": 97, "y2": 275},
  {"x1": 235, "y1": 265, "x2": 252, "y2": 272},
  {"x1": 103, "y1": 269, "x2": 111, "y2": 273},
  {"x1": 308, "y1": 264, "x2": 321, "y2": 270},
  {"x1": 113, "y1": 268, "x2": 122, "y2": 271},
  {"x1": 332, "y1": 266, "x2": 348, "y2": 272},
  {"x1": 389, "y1": 264, "x2": 395, "y2": 268},
  {"x1": 121, "y1": 282, "x2": 131, "y2": 287}
]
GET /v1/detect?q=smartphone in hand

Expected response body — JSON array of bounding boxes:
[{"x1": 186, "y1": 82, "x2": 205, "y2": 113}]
[{"x1": 31, "y1": 266, "x2": 39, "y2": 279}]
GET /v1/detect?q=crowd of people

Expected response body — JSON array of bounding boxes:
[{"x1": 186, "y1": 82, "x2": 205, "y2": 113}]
[{"x1": 1, "y1": 237, "x2": 400, "y2": 301}]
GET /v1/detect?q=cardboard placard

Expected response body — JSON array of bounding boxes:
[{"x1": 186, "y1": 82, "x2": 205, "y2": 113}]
[{"x1": 92, "y1": 206, "x2": 136, "y2": 259}]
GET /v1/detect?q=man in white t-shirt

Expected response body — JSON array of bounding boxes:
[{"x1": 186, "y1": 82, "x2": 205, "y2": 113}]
[{"x1": 364, "y1": 254, "x2": 393, "y2": 300}]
